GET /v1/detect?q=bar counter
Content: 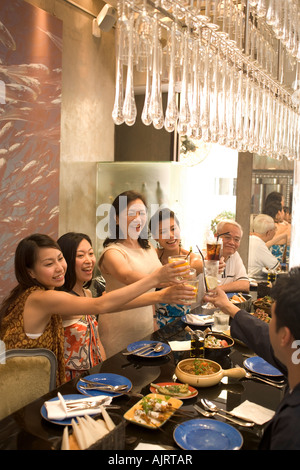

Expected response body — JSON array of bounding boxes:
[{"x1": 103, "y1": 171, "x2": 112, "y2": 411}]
[{"x1": 0, "y1": 317, "x2": 285, "y2": 452}]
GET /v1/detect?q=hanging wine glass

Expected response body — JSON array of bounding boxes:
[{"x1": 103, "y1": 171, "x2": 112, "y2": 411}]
[
  {"x1": 149, "y1": 13, "x2": 164, "y2": 129},
  {"x1": 122, "y1": 9, "x2": 137, "y2": 126},
  {"x1": 190, "y1": 35, "x2": 201, "y2": 131},
  {"x1": 177, "y1": 27, "x2": 192, "y2": 135},
  {"x1": 135, "y1": 0, "x2": 153, "y2": 72},
  {"x1": 209, "y1": 49, "x2": 220, "y2": 143},
  {"x1": 164, "y1": 22, "x2": 180, "y2": 132},
  {"x1": 217, "y1": 51, "x2": 228, "y2": 146},
  {"x1": 141, "y1": 54, "x2": 152, "y2": 126}
]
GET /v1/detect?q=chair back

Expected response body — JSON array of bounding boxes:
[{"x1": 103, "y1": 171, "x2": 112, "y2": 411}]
[{"x1": 0, "y1": 348, "x2": 57, "y2": 420}]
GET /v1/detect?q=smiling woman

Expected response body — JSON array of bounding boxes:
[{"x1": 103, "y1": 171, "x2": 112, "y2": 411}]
[
  {"x1": 0, "y1": 233, "x2": 195, "y2": 384},
  {"x1": 98, "y1": 190, "x2": 164, "y2": 357},
  {"x1": 57, "y1": 232, "x2": 106, "y2": 381}
]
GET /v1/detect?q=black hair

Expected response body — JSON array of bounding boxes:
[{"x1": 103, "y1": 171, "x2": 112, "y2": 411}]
[
  {"x1": 103, "y1": 190, "x2": 150, "y2": 249},
  {"x1": 0, "y1": 234, "x2": 61, "y2": 328},
  {"x1": 271, "y1": 267, "x2": 300, "y2": 340},
  {"x1": 57, "y1": 232, "x2": 93, "y2": 291},
  {"x1": 149, "y1": 208, "x2": 180, "y2": 239}
]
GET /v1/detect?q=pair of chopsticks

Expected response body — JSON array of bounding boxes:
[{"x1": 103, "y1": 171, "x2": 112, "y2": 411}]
[{"x1": 61, "y1": 405, "x2": 116, "y2": 450}]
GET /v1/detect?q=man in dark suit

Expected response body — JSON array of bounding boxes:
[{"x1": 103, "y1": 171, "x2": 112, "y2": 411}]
[{"x1": 204, "y1": 267, "x2": 300, "y2": 450}]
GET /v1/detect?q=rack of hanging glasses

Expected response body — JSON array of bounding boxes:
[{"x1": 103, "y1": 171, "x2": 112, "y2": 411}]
[{"x1": 112, "y1": 0, "x2": 300, "y2": 161}]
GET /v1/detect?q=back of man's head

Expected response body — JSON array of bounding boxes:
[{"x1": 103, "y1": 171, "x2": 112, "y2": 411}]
[
  {"x1": 253, "y1": 214, "x2": 275, "y2": 235},
  {"x1": 271, "y1": 267, "x2": 300, "y2": 340}
]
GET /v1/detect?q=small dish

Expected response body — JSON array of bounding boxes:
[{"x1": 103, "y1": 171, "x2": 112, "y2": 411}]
[
  {"x1": 181, "y1": 314, "x2": 214, "y2": 327},
  {"x1": 149, "y1": 382, "x2": 198, "y2": 399},
  {"x1": 125, "y1": 340, "x2": 171, "y2": 358},
  {"x1": 243, "y1": 356, "x2": 283, "y2": 377},
  {"x1": 77, "y1": 373, "x2": 132, "y2": 397},
  {"x1": 40, "y1": 394, "x2": 101, "y2": 426},
  {"x1": 123, "y1": 393, "x2": 183, "y2": 429}
]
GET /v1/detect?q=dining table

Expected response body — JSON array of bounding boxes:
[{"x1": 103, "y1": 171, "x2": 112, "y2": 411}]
[{"x1": 0, "y1": 309, "x2": 285, "y2": 454}]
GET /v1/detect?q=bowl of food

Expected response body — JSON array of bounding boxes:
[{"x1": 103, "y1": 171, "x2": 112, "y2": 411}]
[
  {"x1": 204, "y1": 333, "x2": 234, "y2": 357},
  {"x1": 227, "y1": 293, "x2": 252, "y2": 312},
  {"x1": 175, "y1": 358, "x2": 245, "y2": 388},
  {"x1": 253, "y1": 296, "x2": 273, "y2": 315}
]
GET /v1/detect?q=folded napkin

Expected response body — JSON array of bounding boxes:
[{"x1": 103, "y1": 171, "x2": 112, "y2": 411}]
[
  {"x1": 135, "y1": 443, "x2": 175, "y2": 450},
  {"x1": 44, "y1": 395, "x2": 112, "y2": 421},
  {"x1": 169, "y1": 340, "x2": 191, "y2": 351},
  {"x1": 185, "y1": 314, "x2": 213, "y2": 325},
  {"x1": 231, "y1": 400, "x2": 275, "y2": 425}
]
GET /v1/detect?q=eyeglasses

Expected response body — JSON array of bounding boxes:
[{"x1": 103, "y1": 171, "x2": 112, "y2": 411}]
[{"x1": 221, "y1": 234, "x2": 241, "y2": 244}]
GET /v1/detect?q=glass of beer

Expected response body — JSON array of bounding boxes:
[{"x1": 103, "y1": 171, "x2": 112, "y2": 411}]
[
  {"x1": 206, "y1": 238, "x2": 222, "y2": 260},
  {"x1": 168, "y1": 255, "x2": 190, "y2": 267}
]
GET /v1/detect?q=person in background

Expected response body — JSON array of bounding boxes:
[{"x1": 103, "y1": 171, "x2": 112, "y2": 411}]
[
  {"x1": 216, "y1": 219, "x2": 250, "y2": 293},
  {"x1": 263, "y1": 191, "x2": 284, "y2": 212},
  {"x1": 203, "y1": 268, "x2": 300, "y2": 450},
  {"x1": 264, "y1": 200, "x2": 290, "y2": 264},
  {"x1": 149, "y1": 208, "x2": 203, "y2": 328},
  {"x1": 0, "y1": 234, "x2": 194, "y2": 385},
  {"x1": 98, "y1": 191, "x2": 189, "y2": 357},
  {"x1": 57, "y1": 232, "x2": 106, "y2": 381},
  {"x1": 248, "y1": 214, "x2": 280, "y2": 279},
  {"x1": 283, "y1": 206, "x2": 292, "y2": 225}
]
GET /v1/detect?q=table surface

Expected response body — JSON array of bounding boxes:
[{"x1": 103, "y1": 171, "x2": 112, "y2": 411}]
[{"x1": 0, "y1": 317, "x2": 285, "y2": 451}]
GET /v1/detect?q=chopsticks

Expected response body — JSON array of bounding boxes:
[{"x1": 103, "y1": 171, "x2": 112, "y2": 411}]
[{"x1": 61, "y1": 409, "x2": 116, "y2": 450}]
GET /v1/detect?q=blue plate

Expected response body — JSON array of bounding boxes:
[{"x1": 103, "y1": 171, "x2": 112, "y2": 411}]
[
  {"x1": 126, "y1": 340, "x2": 171, "y2": 358},
  {"x1": 173, "y1": 418, "x2": 243, "y2": 450},
  {"x1": 77, "y1": 373, "x2": 132, "y2": 397},
  {"x1": 243, "y1": 356, "x2": 283, "y2": 377},
  {"x1": 40, "y1": 394, "x2": 100, "y2": 426}
]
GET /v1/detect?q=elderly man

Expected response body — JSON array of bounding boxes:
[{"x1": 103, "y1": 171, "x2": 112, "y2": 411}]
[
  {"x1": 248, "y1": 214, "x2": 280, "y2": 278},
  {"x1": 216, "y1": 219, "x2": 249, "y2": 293},
  {"x1": 203, "y1": 268, "x2": 300, "y2": 450}
]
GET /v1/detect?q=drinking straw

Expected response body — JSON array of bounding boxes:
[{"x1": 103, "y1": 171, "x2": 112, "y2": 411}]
[
  {"x1": 216, "y1": 231, "x2": 230, "y2": 242},
  {"x1": 185, "y1": 248, "x2": 192, "y2": 259},
  {"x1": 214, "y1": 231, "x2": 230, "y2": 259}
]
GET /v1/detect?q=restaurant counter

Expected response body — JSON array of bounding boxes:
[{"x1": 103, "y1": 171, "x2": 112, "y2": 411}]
[{"x1": 0, "y1": 317, "x2": 285, "y2": 452}]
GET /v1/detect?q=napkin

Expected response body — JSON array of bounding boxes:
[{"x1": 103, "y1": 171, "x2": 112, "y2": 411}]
[
  {"x1": 185, "y1": 314, "x2": 213, "y2": 325},
  {"x1": 169, "y1": 340, "x2": 191, "y2": 351},
  {"x1": 231, "y1": 400, "x2": 275, "y2": 425},
  {"x1": 44, "y1": 395, "x2": 112, "y2": 421},
  {"x1": 135, "y1": 443, "x2": 175, "y2": 450}
]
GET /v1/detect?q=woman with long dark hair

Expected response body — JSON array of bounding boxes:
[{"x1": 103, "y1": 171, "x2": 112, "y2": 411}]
[
  {"x1": 0, "y1": 233, "x2": 193, "y2": 384},
  {"x1": 57, "y1": 232, "x2": 106, "y2": 381}
]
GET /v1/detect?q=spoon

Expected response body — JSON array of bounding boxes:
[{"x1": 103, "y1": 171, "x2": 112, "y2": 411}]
[
  {"x1": 139, "y1": 342, "x2": 164, "y2": 356},
  {"x1": 201, "y1": 399, "x2": 255, "y2": 425},
  {"x1": 79, "y1": 379, "x2": 128, "y2": 392}
]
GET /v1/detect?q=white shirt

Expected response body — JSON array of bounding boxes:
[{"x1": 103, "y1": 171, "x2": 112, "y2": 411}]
[
  {"x1": 219, "y1": 251, "x2": 249, "y2": 285},
  {"x1": 248, "y1": 234, "x2": 279, "y2": 278}
]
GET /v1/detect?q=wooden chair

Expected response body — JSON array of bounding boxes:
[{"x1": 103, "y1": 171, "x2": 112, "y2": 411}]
[{"x1": 0, "y1": 348, "x2": 57, "y2": 420}]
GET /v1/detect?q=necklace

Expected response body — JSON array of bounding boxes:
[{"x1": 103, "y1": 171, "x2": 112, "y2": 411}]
[
  {"x1": 71, "y1": 289, "x2": 86, "y2": 297},
  {"x1": 159, "y1": 244, "x2": 182, "y2": 263}
]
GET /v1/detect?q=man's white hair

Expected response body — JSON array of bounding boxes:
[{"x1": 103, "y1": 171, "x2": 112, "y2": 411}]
[
  {"x1": 252, "y1": 214, "x2": 275, "y2": 234},
  {"x1": 216, "y1": 219, "x2": 243, "y2": 237}
]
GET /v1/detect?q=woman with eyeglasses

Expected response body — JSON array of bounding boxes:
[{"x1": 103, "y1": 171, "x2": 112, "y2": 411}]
[{"x1": 98, "y1": 191, "x2": 191, "y2": 357}]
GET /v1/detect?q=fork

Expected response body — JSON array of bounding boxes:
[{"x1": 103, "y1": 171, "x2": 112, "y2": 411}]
[
  {"x1": 235, "y1": 365, "x2": 286, "y2": 388},
  {"x1": 193, "y1": 404, "x2": 254, "y2": 428},
  {"x1": 79, "y1": 379, "x2": 128, "y2": 392}
]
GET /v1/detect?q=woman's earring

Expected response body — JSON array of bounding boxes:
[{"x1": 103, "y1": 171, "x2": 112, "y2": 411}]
[{"x1": 156, "y1": 241, "x2": 163, "y2": 249}]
